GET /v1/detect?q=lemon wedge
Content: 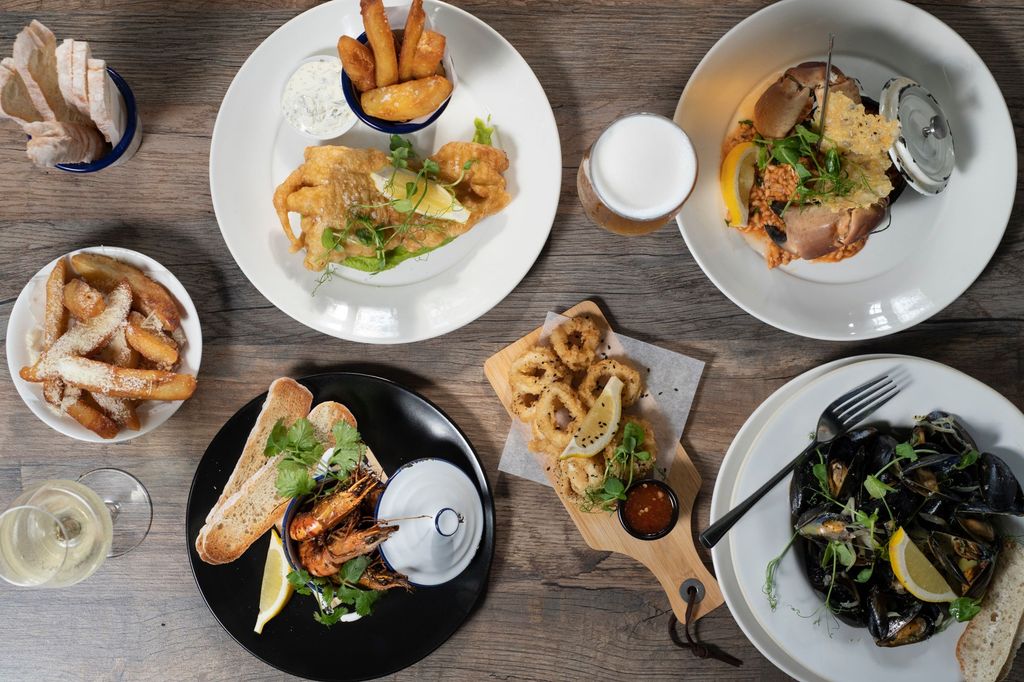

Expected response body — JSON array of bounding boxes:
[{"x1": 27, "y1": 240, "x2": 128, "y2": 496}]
[
  {"x1": 719, "y1": 141, "x2": 757, "y2": 227},
  {"x1": 560, "y1": 376, "x2": 623, "y2": 459},
  {"x1": 889, "y1": 526, "x2": 957, "y2": 603},
  {"x1": 254, "y1": 528, "x2": 294, "y2": 634},
  {"x1": 370, "y1": 168, "x2": 470, "y2": 224}
]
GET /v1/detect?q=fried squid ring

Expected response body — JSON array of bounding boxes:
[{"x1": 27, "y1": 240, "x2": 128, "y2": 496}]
[
  {"x1": 529, "y1": 382, "x2": 587, "y2": 456},
  {"x1": 579, "y1": 359, "x2": 643, "y2": 408},
  {"x1": 510, "y1": 388, "x2": 541, "y2": 421},
  {"x1": 508, "y1": 346, "x2": 568, "y2": 394},
  {"x1": 603, "y1": 418, "x2": 657, "y2": 481},
  {"x1": 550, "y1": 316, "x2": 602, "y2": 371}
]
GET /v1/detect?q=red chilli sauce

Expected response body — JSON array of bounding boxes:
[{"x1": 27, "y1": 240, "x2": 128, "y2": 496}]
[{"x1": 623, "y1": 482, "x2": 674, "y2": 535}]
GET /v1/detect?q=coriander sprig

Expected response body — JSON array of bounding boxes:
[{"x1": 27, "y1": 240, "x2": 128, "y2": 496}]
[
  {"x1": 286, "y1": 555, "x2": 382, "y2": 626},
  {"x1": 264, "y1": 418, "x2": 368, "y2": 499}
]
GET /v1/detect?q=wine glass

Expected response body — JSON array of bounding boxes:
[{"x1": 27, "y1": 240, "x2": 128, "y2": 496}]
[{"x1": 0, "y1": 468, "x2": 152, "y2": 588}]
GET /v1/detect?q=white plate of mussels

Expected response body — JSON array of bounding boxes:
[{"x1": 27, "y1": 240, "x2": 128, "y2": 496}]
[{"x1": 712, "y1": 355, "x2": 1024, "y2": 681}]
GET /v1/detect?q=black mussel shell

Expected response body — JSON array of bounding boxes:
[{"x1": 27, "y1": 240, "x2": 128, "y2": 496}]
[
  {"x1": 791, "y1": 455, "x2": 821, "y2": 519},
  {"x1": 976, "y1": 453, "x2": 1024, "y2": 515},
  {"x1": 796, "y1": 508, "x2": 856, "y2": 543},
  {"x1": 925, "y1": 531, "x2": 997, "y2": 599},
  {"x1": 868, "y1": 587, "x2": 940, "y2": 647}
]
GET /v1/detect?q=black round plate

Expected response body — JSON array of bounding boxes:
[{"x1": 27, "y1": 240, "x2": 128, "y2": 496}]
[{"x1": 186, "y1": 373, "x2": 495, "y2": 681}]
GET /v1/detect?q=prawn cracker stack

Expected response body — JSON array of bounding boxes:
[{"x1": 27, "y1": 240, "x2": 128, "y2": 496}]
[{"x1": 484, "y1": 300, "x2": 723, "y2": 623}]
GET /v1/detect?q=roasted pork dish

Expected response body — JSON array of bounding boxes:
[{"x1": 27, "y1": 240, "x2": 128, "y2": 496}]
[
  {"x1": 273, "y1": 135, "x2": 510, "y2": 276},
  {"x1": 721, "y1": 62, "x2": 904, "y2": 268}
]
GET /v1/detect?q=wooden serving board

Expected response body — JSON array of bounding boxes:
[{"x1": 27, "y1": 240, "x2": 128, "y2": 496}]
[{"x1": 484, "y1": 301, "x2": 723, "y2": 622}]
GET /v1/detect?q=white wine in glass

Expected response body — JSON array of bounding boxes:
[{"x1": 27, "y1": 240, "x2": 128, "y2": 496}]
[{"x1": 0, "y1": 469, "x2": 152, "y2": 588}]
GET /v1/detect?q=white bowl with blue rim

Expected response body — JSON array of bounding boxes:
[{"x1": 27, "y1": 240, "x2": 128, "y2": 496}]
[
  {"x1": 280, "y1": 455, "x2": 365, "y2": 623},
  {"x1": 340, "y1": 31, "x2": 457, "y2": 134},
  {"x1": 374, "y1": 458, "x2": 483, "y2": 587},
  {"x1": 55, "y1": 67, "x2": 142, "y2": 173}
]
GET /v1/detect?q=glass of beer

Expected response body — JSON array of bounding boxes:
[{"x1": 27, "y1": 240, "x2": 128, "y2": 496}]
[
  {"x1": 0, "y1": 469, "x2": 152, "y2": 588},
  {"x1": 577, "y1": 112, "x2": 697, "y2": 235}
]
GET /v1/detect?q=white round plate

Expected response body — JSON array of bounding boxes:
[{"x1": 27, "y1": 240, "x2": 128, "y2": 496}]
[
  {"x1": 209, "y1": 0, "x2": 561, "y2": 343},
  {"x1": 674, "y1": 0, "x2": 1016, "y2": 341},
  {"x1": 713, "y1": 356, "x2": 1024, "y2": 681},
  {"x1": 6, "y1": 246, "x2": 202, "y2": 443}
]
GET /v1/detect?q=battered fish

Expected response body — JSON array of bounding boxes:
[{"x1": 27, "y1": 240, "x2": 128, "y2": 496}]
[{"x1": 273, "y1": 141, "x2": 511, "y2": 273}]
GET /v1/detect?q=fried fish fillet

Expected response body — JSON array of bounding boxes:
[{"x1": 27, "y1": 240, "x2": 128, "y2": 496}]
[{"x1": 273, "y1": 141, "x2": 510, "y2": 273}]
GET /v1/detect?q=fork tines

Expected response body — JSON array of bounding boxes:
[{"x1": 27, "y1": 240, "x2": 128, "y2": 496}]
[{"x1": 835, "y1": 374, "x2": 899, "y2": 427}]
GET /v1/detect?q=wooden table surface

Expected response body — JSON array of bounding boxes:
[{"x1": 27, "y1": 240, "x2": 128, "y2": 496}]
[{"x1": 1, "y1": 1, "x2": 1022, "y2": 680}]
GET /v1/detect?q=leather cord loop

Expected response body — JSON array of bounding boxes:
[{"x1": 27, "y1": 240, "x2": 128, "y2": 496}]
[{"x1": 667, "y1": 586, "x2": 743, "y2": 667}]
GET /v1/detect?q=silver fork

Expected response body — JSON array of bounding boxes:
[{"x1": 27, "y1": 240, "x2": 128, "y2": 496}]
[{"x1": 698, "y1": 373, "x2": 900, "y2": 550}]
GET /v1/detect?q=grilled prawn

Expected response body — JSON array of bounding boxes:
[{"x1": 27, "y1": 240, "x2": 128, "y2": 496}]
[
  {"x1": 289, "y1": 473, "x2": 380, "y2": 542},
  {"x1": 298, "y1": 519, "x2": 398, "y2": 578}
]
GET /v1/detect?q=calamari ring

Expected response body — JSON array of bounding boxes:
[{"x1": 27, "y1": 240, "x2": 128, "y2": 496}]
[
  {"x1": 528, "y1": 382, "x2": 587, "y2": 456},
  {"x1": 550, "y1": 316, "x2": 603, "y2": 371},
  {"x1": 603, "y1": 418, "x2": 657, "y2": 481},
  {"x1": 509, "y1": 346, "x2": 568, "y2": 394},
  {"x1": 579, "y1": 359, "x2": 643, "y2": 408},
  {"x1": 510, "y1": 388, "x2": 541, "y2": 421}
]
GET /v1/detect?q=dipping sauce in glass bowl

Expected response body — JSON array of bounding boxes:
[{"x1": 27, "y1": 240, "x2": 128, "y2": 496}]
[
  {"x1": 281, "y1": 56, "x2": 356, "y2": 139},
  {"x1": 618, "y1": 479, "x2": 679, "y2": 540}
]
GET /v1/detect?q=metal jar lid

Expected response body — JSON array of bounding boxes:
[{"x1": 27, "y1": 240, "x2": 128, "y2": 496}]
[{"x1": 879, "y1": 77, "x2": 955, "y2": 195}]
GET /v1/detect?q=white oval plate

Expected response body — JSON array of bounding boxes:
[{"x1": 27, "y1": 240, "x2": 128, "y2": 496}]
[
  {"x1": 673, "y1": 0, "x2": 1016, "y2": 340},
  {"x1": 209, "y1": 0, "x2": 561, "y2": 343},
  {"x1": 5, "y1": 246, "x2": 202, "y2": 443},
  {"x1": 714, "y1": 356, "x2": 1024, "y2": 681}
]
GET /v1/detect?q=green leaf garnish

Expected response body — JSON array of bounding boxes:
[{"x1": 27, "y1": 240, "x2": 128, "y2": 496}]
[
  {"x1": 864, "y1": 474, "x2": 896, "y2": 500},
  {"x1": 275, "y1": 462, "x2": 316, "y2": 499},
  {"x1": 340, "y1": 555, "x2": 371, "y2": 584},
  {"x1": 472, "y1": 115, "x2": 494, "y2": 145},
  {"x1": 956, "y1": 450, "x2": 980, "y2": 470},
  {"x1": 895, "y1": 442, "x2": 918, "y2": 462},
  {"x1": 949, "y1": 596, "x2": 982, "y2": 622},
  {"x1": 286, "y1": 569, "x2": 313, "y2": 596}
]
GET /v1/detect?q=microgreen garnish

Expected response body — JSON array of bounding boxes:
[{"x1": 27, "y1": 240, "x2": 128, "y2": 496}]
[
  {"x1": 949, "y1": 596, "x2": 982, "y2": 622},
  {"x1": 313, "y1": 135, "x2": 478, "y2": 282},
  {"x1": 957, "y1": 449, "x2": 980, "y2": 470},
  {"x1": 582, "y1": 421, "x2": 651, "y2": 512},
  {"x1": 751, "y1": 124, "x2": 871, "y2": 208},
  {"x1": 764, "y1": 531, "x2": 798, "y2": 611},
  {"x1": 472, "y1": 115, "x2": 495, "y2": 145}
]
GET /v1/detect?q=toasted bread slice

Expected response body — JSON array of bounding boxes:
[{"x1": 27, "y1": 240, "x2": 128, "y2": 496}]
[
  {"x1": 306, "y1": 400, "x2": 387, "y2": 478},
  {"x1": 0, "y1": 58, "x2": 42, "y2": 127},
  {"x1": 197, "y1": 398, "x2": 368, "y2": 565},
  {"x1": 13, "y1": 21, "x2": 87, "y2": 124},
  {"x1": 196, "y1": 461, "x2": 287, "y2": 564},
  {"x1": 204, "y1": 378, "x2": 313, "y2": 524},
  {"x1": 958, "y1": 540, "x2": 1024, "y2": 682},
  {"x1": 24, "y1": 120, "x2": 105, "y2": 167},
  {"x1": 86, "y1": 58, "x2": 125, "y2": 145},
  {"x1": 56, "y1": 39, "x2": 91, "y2": 120},
  {"x1": 306, "y1": 401, "x2": 357, "y2": 443}
]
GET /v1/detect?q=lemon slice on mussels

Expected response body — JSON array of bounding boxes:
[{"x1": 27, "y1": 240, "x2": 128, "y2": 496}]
[
  {"x1": 254, "y1": 528, "x2": 294, "y2": 634},
  {"x1": 560, "y1": 376, "x2": 623, "y2": 459},
  {"x1": 889, "y1": 527, "x2": 957, "y2": 603},
  {"x1": 370, "y1": 168, "x2": 471, "y2": 224},
  {"x1": 720, "y1": 141, "x2": 757, "y2": 228}
]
